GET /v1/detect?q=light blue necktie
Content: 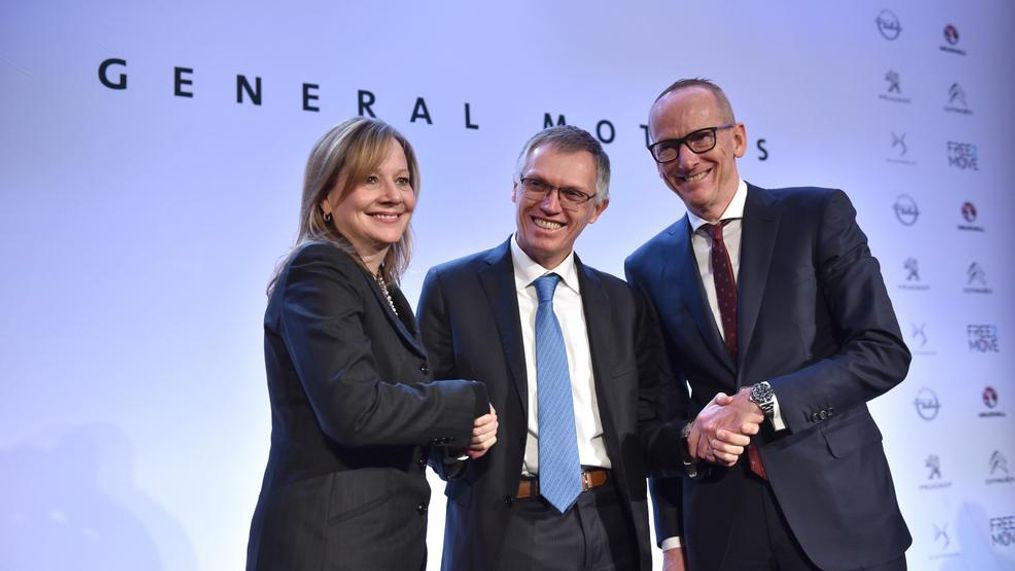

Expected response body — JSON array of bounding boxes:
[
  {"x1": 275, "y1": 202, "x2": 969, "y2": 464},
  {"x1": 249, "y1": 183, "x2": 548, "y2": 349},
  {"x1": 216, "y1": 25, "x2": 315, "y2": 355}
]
[{"x1": 533, "y1": 274, "x2": 582, "y2": 513}]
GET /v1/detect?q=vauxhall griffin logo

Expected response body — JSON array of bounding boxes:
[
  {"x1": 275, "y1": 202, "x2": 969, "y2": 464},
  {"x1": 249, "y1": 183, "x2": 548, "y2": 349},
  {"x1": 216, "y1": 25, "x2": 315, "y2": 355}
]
[
  {"x1": 979, "y1": 386, "x2": 1005, "y2": 418},
  {"x1": 944, "y1": 24, "x2": 959, "y2": 45},
  {"x1": 962, "y1": 202, "x2": 977, "y2": 223},
  {"x1": 914, "y1": 388, "x2": 940, "y2": 421},
  {"x1": 876, "y1": 10, "x2": 902, "y2": 40},
  {"x1": 941, "y1": 25, "x2": 967, "y2": 55},
  {"x1": 984, "y1": 386, "x2": 998, "y2": 409},
  {"x1": 958, "y1": 201, "x2": 984, "y2": 232},
  {"x1": 893, "y1": 195, "x2": 919, "y2": 226}
]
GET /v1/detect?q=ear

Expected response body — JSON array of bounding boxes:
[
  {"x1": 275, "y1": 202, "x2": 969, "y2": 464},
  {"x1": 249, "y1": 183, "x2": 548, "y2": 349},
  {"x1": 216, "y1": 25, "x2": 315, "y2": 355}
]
[
  {"x1": 587, "y1": 198, "x2": 610, "y2": 224},
  {"x1": 732, "y1": 122, "x2": 748, "y2": 158},
  {"x1": 511, "y1": 182, "x2": 520, "y2": 204}
]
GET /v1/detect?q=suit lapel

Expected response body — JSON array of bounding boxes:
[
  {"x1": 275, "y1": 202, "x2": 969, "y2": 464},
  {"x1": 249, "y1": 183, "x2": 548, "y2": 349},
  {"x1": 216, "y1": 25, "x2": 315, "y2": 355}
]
[
  {"x1": 366, "y1": 274, "x2": 427, "y2": 358},
  {"x1": 478, "y1": 240, "x2": 529, "y2": 416},
  {"x1": 664, "y1": 216, "x2": 735, "y2": 372},
  {"x1": 575, "y1": 257, "x2": 619, "y2": 427},
  {"x1": 737, "y1": 184, "x2": 780, "y2": 380}
]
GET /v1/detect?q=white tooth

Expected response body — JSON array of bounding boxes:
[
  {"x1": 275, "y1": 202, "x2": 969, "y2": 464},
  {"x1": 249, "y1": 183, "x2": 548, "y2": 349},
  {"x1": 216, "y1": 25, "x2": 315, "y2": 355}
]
[{"x1": 534, "y1": 219, "x2": 563, "y2": 229}]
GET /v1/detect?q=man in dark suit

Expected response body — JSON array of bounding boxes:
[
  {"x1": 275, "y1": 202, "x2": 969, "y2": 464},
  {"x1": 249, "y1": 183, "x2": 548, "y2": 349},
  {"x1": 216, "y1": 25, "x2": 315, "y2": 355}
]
[
  {"x1": 418, "y1": 126, "x2": 684, "y2": 570},
  {"x1": 625, "y1": 78, "x2": 912, "y2": 570}
]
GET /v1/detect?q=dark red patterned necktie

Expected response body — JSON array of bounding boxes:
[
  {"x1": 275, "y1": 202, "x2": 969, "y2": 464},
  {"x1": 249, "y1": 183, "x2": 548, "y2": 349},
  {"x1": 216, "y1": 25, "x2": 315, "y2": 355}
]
[
  {"x1": 704, "y1": 222, "x2": 738, "y2": 362},
  {"x1": 704, "y1": 221, "x2": 768, "y2": 480}
]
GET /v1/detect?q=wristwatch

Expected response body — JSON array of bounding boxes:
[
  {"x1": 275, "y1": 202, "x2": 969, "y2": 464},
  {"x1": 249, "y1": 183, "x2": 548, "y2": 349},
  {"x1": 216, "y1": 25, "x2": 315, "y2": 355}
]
[
  {"x1": 749, "y1": 381, "x2": 776, "y2": 419},
  {"x1": 679, "y1": 422, "x2": 699, "y2": 478}
]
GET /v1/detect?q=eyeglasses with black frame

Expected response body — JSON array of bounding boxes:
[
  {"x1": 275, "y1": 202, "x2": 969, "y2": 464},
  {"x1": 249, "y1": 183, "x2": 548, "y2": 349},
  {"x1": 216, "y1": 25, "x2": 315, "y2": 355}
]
[
  {"x1": 648, "y1": 124, "x2": 735, "y2": 164},
  {"x1": 517, "y1": 177, "x2": 596, "y2": 206}
]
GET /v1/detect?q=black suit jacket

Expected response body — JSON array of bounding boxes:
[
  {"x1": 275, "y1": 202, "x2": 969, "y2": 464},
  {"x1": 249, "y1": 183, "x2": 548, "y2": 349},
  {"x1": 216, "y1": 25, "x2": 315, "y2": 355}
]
[
  {"x1": 418, "y1": 239, "x2": 683, "y2": 571},
  {"x1": 247, "y1": 242, "x2": 486, "y2": 571},
  {"x1": 625, "y1": 185, "x2": 912, "y2": 571}
]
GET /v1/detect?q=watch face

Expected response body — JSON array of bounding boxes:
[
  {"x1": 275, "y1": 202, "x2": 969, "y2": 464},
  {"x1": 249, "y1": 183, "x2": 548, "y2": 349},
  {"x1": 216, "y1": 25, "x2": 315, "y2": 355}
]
[{"x1": 752, "y1": 383, "x2": 774, "y2": 404}]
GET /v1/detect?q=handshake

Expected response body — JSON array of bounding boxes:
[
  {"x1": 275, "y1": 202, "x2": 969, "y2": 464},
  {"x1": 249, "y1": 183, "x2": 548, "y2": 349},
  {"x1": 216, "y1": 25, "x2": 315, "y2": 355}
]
[{"x1": 686, "y1": 387, "x2": 765, "y2": 467}]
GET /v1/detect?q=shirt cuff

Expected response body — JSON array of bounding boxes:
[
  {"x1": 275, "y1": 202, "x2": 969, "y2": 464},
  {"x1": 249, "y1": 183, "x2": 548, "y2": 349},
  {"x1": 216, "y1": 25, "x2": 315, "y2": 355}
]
[
  {"x1": 770, "y1": 393, "x2": 787, "y2": 431},
  {"x1": 660, "y1": 536, "x2": 683, "y2": 550}
]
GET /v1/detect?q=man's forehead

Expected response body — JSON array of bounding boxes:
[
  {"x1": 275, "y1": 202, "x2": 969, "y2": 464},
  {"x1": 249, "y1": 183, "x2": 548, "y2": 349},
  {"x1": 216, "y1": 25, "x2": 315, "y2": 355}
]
[{"x1": 650, "y1": 89, "x2": 723, "y2": 134}]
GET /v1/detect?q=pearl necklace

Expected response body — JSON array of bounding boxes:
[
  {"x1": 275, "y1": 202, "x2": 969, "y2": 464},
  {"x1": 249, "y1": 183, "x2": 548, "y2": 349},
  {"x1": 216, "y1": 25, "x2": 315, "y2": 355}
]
[{"x1": 375, "y1": 271, "x2": 398, "y2": 316}]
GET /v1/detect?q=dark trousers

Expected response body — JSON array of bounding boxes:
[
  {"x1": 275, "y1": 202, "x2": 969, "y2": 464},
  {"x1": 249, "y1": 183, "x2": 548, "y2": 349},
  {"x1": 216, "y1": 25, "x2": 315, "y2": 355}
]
[
  {"x1": 499, "y1": 480, "x2": 639, "y2": 571},
  {"x1": 720, "y1": 466, "x2": 907, "y2": 571}
]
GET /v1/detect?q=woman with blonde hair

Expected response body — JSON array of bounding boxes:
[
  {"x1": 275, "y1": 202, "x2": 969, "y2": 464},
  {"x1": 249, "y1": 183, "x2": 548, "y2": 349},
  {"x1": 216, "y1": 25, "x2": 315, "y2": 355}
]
[{"x1": 247, "y1": 117, "x2": 497, "y2": 570}]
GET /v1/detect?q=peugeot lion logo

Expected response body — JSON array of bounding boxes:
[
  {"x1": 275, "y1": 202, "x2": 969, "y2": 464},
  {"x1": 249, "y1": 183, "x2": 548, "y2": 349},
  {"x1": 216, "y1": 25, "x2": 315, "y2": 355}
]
[
  {"x1": 876, "y1": 10, "x2": 902, "y2": 40},
  {"x1": 904, "y1": 258, "x2": 919, "y2": 281},
  {"x1": 886, "y1": 70, "x2": 901, "y2": 93},
  {"x1": 914, "y1": 388, "x2": 940, "y2": 421},
  {"x1": 926, "y1": 455, "x2": 942, "y2": 479}
]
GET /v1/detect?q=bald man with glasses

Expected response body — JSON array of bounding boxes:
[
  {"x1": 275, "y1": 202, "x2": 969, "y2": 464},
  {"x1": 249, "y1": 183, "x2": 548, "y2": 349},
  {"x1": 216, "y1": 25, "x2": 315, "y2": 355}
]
[{"x1": 626, "y1": 78, "x2": 912, "y2": 570}]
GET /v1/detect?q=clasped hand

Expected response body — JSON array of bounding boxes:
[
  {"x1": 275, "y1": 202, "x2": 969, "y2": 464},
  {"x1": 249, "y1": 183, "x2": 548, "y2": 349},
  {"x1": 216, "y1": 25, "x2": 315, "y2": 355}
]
[
  {"x1": 688, "y1": 388, "x2": 764, "y2": 466},
  {"x1": 467, "y1": 404, "x2": 498, "y2": 459}
]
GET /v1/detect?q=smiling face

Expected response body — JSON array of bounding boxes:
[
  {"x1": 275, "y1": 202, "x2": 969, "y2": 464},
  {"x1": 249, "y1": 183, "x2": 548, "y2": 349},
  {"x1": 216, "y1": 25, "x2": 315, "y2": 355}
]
[
  {"x1": 321, "y1": 138, "x2": 416, "y2": 272},
  {"x1": 511, "y1": 145, "x2": 608, "y2": 269},
  {"x1": 649, "y1": 86, "x2": 746, "y2": 221}
]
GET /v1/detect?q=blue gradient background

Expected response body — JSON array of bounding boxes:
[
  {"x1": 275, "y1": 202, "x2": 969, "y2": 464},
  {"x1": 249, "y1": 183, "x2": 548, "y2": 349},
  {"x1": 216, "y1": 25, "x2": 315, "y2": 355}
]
[{"x1": 2, "y1": 1, "x2": 1013, "y2": 569}]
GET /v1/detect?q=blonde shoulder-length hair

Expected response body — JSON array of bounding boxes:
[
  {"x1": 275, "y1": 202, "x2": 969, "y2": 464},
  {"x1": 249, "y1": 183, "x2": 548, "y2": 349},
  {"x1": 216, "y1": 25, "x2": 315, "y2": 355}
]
[{"x1": 268, "y1": 117, "x2": 421, "y2": 295}]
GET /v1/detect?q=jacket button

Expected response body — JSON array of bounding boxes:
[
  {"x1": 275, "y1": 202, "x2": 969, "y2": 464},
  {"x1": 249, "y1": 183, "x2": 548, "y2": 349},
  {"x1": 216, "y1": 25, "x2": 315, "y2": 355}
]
[
  {"x1": 417, "y1": 503, "x2": 427, "y2": 515},
  {"x1": 420, "y1": 364, "x2": 430, "y2": 375},
  {"x1": 503, "y1": 495, "x2": 513, "y2": 506},
  {"x1": 819, "y1": 410, "x2": 829, "y2": 420},
  {"x1": 417, "y1": 456, "x2": 427, "y2": 469}
]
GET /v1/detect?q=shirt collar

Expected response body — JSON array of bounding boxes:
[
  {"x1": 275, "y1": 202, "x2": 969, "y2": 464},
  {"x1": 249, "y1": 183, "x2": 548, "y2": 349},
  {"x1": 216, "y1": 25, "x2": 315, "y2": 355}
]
[
  {"x1": 687, "y1": 178, "x2": 748, "y2": 233},
  {"x1": 510, "y1": 234, "x2": 581, "y2": 295}
]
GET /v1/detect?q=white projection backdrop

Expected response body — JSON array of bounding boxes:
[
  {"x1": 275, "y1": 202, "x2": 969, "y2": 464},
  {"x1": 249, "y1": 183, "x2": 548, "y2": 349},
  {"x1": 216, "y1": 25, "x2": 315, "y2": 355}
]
[{"x1": 2, "y1": 0, "x2": 1014, "y2": 569}]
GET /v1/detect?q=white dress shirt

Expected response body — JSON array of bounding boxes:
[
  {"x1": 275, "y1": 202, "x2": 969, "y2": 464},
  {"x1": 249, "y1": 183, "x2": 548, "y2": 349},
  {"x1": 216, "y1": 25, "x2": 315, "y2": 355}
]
[
  {"x1": 510, "y1": 236, "x2": 611, "y2": 475},
  {"x1": 686, "y1": 179, "x2": 786, "y2": 431}
]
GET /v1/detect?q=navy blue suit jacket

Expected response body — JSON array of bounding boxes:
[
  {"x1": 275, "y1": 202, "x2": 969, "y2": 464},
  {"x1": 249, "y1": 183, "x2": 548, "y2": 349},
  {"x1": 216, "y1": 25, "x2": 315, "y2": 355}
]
[
  {"x1": 247, "y1": 243, "x2": 486, "y2": 570},
  {"x1": 625, "y1": 184, "x2": 912, "y2": 571}
]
